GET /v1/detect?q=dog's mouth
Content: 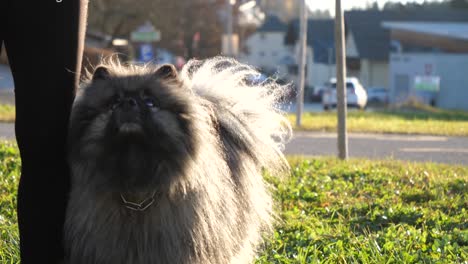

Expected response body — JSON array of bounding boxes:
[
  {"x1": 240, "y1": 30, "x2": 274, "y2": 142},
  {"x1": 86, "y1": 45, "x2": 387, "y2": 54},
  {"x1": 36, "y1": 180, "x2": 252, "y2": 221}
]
[
  {"x1": 112, "y1": 107, "x2": 145, "y2": 135},
  {"x1": 119, "y1": 122, "x2": 143, "y2": 134}
]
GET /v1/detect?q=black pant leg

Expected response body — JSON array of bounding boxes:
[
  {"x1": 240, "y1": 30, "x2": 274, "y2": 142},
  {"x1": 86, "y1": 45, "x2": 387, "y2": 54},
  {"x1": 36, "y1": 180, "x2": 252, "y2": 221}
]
[{"x1": 3, "y1": 1, "x2": 87, "y2": 263}]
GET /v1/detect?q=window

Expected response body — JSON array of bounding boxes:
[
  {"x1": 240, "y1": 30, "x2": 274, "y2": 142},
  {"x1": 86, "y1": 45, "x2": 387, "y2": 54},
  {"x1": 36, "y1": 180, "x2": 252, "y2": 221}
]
[{"x1": 331, "y1": 82, "x2": 354, "y2": 89}]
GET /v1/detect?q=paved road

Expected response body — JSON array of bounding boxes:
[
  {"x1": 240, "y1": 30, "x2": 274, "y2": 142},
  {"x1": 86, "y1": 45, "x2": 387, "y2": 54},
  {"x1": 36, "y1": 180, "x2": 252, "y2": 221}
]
[
  {"x1": 286, "y1": 131, "x2": 468, "y2": 165},
  {"x1": 1, "y1": 122, "x2": 467, "y2": 165},
  {"x1": 0, "y1": 122, "x2": 14, "y2": 139},
  {"x1": 0, "y1": 65, "x2": 15, "y2": 105},
  {"x1": 0, "y1": 64, "x2": 14, "y2": 90}
]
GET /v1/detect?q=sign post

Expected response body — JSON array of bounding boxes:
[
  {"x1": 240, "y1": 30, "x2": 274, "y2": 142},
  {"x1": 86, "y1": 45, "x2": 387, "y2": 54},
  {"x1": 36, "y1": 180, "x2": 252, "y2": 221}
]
[
  {"x1": 296, "y1": 0, "x2": 308, "y2": 127},
  {"x1": 131, "y1": 21, "x2": 161, "y2": 63},
  {"x1": 335, "y1": 0, "x2": 348, "y2": 160}
]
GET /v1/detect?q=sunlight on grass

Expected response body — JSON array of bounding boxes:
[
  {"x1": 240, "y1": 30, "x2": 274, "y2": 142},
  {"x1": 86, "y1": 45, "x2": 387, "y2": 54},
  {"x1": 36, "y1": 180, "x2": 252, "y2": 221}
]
[
  {"x1": 257, "y1": 157, "x2": 468, "y2": 263},
  {"x1": 0, "y1": 142, "x2": 20, "y2": 263},
  {"x1": 0, "y1": 143, "x2": 467, "y2": 263},
  {"x1": 288, "y1": 109, "x2": 468, "y2": 136},
  {"x1": 0, "y1": 105, "x2": 15, "y2": 123},
  {"x1": 1, "y1": 102, "x2": 467, "y2": 136}
]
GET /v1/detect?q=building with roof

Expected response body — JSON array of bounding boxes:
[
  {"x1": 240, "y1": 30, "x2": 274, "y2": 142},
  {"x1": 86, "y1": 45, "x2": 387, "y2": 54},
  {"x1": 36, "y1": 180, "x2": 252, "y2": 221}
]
[
  {"x1": 287, "y1": 19, "x2": 336, "y2": 89},
  {"x1": 345, "y1": 9, "x2": 468, "y2": 91},
  {"x1": 240, "y1": 16, "x2": 293, "y2": 75},
  {"x1": 242, "y1": 17, "x2": 336, "y2": 95},
  {"x1": 383, "y1": 22, "x2": 468, "y2": 110}
]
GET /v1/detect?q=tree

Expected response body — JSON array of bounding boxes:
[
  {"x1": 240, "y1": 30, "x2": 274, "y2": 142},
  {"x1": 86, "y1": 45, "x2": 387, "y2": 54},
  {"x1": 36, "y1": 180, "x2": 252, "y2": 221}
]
[
  {"x1": 365, "y1": 1, "x2": 379, "y2": 10},
  {"x1": 87, "y1": 0, "x2": 224, "y2": 59},
  {"x1": 450, "y1": 0, "x2": 468, "y2": 9},
  {"x1": 380, "y1": 0, "x2": 468, "y2": 11},
  {"x1": 178, "y1": 0, "x2": 223, "y2": 58}
]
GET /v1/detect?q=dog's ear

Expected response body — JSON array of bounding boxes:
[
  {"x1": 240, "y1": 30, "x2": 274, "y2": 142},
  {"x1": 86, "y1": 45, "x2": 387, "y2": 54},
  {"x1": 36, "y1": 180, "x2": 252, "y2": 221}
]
[
  {"x1": 92, "y1": 66, "x2": 110, "y2": 81},
  {"x1": 154, "y1": 64, "x2": 178, "y2": 80}
]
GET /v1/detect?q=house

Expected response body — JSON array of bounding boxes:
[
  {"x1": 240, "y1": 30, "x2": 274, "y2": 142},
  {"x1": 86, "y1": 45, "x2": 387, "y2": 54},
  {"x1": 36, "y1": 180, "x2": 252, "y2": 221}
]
[
  {"x1": 241, "y1": 15, "x2": 337, "y2": 93},
  {"x1": 345, "y1": 9, "x2": 468, "y2": 90},
  {"x1": 383, "y1": 22, "x2": 468, "y2": 110},
  {"x1": 240, "y1": 16, "x2": 293, "y2": 75},
  {"x1": 287, "y1": 19, "x2": 336, "y2": 88}
]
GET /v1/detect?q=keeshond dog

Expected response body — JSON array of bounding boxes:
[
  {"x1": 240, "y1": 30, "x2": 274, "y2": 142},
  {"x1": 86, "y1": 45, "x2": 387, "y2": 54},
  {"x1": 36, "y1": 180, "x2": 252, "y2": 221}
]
[{"x1": 64, "y1": 57, "x2": 291, "y2": 264}]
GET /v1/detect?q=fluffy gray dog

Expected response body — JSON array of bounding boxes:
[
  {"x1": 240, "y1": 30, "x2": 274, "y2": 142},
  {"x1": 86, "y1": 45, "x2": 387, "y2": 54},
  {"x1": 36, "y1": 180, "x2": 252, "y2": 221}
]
[{"x1": 64, "y1": 57, "x2": 291, "y2": 264}]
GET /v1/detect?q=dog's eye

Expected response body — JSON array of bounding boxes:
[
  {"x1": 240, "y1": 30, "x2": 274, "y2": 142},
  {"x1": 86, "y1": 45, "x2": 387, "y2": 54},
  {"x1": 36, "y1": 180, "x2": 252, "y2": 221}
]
[{"x1": 143, "y1": 97, "x2": 157, "y2": 108}]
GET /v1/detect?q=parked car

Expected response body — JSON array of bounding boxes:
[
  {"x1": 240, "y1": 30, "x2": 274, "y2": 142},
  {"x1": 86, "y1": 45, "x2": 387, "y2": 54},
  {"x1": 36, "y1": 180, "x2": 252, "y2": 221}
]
[
  {"x1": 322, "y1": 77, "x2": 368, "y2": 110},
  {"x1": 309, "y1": 85, "x2": 326, "y2": 102},
  {"x1": 367, "y1": 87, "x2": 389, "y2": 104}
]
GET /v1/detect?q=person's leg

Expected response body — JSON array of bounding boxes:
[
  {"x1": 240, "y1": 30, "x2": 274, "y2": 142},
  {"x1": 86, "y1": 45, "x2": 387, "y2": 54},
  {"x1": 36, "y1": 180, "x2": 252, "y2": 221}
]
[{"x1": 3, "y1": 0, "x2": 87, "y2": 262}]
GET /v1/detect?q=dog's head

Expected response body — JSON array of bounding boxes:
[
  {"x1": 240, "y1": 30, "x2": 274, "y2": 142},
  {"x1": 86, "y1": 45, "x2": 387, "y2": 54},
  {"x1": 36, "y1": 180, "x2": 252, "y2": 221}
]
[{"x1": 69, "y1": 62, "x2": 198, "y2": 191}]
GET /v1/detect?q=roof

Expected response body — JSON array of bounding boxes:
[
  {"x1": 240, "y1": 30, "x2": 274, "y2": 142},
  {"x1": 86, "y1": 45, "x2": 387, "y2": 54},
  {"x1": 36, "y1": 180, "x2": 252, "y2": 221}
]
[
  {"x1": 345, "y1": 9, "x2": 468, "y2": 60},
  {"x1": 257, "y1": 16, "x2": 287, "y2": 33},
  {"x1": 289, "y1": 19, "x2": 335, "y2": 64},
  {"x1": 382, "y1": 22, "x2": 468, "y2": 41},
  {"x1": 257, "y1": 16, "x2": 288, "y2": 32}
]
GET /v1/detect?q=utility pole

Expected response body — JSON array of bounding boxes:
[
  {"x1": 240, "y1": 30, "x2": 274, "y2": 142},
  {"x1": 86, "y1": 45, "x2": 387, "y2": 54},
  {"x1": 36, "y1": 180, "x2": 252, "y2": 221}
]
[
  {"x1": 296, "y1": 0, "x2": 308, "y2": 127},
  {"x1": 226, "y1": 0, "x2": 234, "y2": 57},
  {"x1": 335, "y1": 0, "x2": 348, "y2": 160},
  {"x1": 328, "y1": 47, "x2": 333, "y2": 80}
]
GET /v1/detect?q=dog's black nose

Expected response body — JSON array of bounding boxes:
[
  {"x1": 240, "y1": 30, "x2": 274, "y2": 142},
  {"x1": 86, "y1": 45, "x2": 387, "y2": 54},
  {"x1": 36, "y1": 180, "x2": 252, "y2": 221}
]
[{"x1": 121, "y1": 97, "x2": 139, "y2": 111}]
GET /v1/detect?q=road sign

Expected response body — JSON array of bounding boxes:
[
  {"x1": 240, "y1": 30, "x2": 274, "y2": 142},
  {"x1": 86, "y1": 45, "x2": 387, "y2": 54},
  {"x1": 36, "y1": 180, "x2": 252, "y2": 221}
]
[
  {"x1": 139, "y1": 44, "x2": 154, "y2": 62},
  {"x1": 131, "y1": 21, "x2": 161, "y2": 43},
  {"x1": 131, "y1": 31, "x2": 160, "y2": 42},
  {"x1": 414, "y1": 76, "x2": 440, "y2": 92}
]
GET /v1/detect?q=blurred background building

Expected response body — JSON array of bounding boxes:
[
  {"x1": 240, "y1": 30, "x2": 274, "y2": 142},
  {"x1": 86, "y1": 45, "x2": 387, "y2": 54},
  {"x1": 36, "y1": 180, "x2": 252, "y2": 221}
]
[{"x1": 1, "y1": 0, "x2": 468, "y2": 110}]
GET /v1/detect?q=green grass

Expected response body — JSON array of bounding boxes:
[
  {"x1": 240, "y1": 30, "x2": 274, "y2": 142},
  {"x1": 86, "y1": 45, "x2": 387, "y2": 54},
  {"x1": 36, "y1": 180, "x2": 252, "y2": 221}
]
[
  {"x1": 0, "y1": 143, "x2": 467, "y2": 263},
  {"x1": 1, "y1": 102, "x2": 467, "y2": 136},
  {"x1": 0, "y1": 105, "x2": 15, "y2": 123},
  {"x1": 0, "y1": 142, "x2": 20, "y2": 262},
  {"x1": 256, "y1": 157, "x2": 467, "y2": 263},
  {"x1": 288, "y1": 105, "x2": 468, "y2": 137}
]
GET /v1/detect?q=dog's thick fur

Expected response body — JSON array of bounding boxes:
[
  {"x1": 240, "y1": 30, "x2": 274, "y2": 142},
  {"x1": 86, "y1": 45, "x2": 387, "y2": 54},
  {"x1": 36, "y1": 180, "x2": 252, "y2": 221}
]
[{"x1": 64, "y1": 57, "x2": 291, "y2": 264}]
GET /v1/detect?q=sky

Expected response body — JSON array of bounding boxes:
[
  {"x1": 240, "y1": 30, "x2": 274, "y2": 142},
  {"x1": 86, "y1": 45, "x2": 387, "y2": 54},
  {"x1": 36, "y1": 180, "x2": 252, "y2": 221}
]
[{"x1": 306, "y1": 0, "x2": 444, "y2": 15}]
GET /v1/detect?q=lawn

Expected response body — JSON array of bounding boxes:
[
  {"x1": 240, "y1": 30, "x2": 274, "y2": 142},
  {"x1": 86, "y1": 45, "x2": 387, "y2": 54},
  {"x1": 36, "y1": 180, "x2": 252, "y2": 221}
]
[
  {"x1": 0, "y1": 104, "x2": 15, "y2": 123},
  {"x1": 1, "y1": 102, "x2": 468, "y2": 136},
  {"x1": 288, "y1": 104, "x2": 468, "y2": 137},
  {"x1": 257, "y1": 157, "x2": 467, "y2": 263},
  {"x1": 0, "y1": 142, "x2": 467, "y2": 263}
]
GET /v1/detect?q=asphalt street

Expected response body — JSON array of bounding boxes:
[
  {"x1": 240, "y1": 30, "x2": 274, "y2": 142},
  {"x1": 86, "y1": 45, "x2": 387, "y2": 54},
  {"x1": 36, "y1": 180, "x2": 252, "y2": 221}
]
[
  {"x1": 0, "y1": 122, "x2": 467, "y2": 165},
  {"x1": 286, "y1": 131, "x2": 468, "y2": 165}
]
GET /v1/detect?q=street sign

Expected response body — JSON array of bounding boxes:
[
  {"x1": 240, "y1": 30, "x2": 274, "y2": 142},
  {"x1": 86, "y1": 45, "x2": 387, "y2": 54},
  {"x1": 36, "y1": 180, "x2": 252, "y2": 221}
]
[
  {"x1": 131, "y1": 31, "x2": 160, "y2": 42},
  {"x1": 131, "y1": 21, "x2": 161, "y2": 43},
  {"x1": 139, "y1": 44, "x2": 154, "y2": 63},
  {"x1": 414, "y1": 76, "x2": 440, "y2": 92}
]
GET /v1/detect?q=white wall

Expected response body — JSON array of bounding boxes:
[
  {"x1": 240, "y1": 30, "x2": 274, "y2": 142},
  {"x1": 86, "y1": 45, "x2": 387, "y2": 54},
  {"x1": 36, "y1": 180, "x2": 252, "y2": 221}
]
[
  {"x1": 389, "y1": 53, "x2": 468, "y2": 110},
  {"x1": 241, "y1": 32, "x2": 338, "y2": 90},
  {"x1": 240, "y1": 32, "x2": 292, "y2": 74},
  {"x1": 359, "y1": 59, "x2": 389, "y2": 88},
  {"x1": 309, "y1": 63, "x2": 335, "y2": 87},
  {"x1": 370, "y1": 61, "x2": 389, "y2": 88},
  {"x1": 293, "y1": 45, "x2": 335, "y2": 88},
  {"x1": 346, "y1": 31, "x2": 389, "y2": 89}
]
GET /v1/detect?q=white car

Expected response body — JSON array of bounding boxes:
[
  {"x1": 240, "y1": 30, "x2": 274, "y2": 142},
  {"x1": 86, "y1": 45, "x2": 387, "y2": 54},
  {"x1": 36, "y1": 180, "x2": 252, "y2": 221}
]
[{"x1": 322, "y1": 77, "x2": 368, "y2": 110}]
